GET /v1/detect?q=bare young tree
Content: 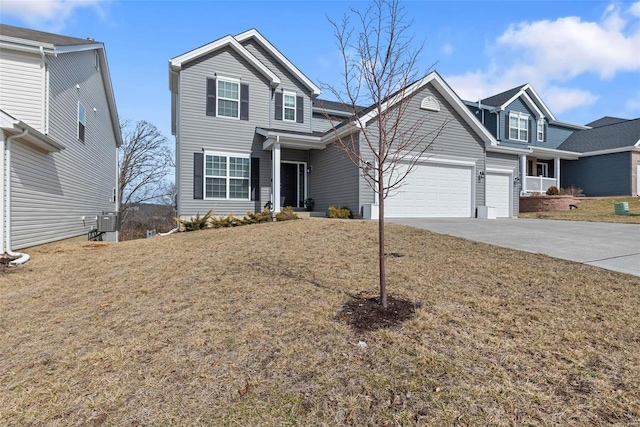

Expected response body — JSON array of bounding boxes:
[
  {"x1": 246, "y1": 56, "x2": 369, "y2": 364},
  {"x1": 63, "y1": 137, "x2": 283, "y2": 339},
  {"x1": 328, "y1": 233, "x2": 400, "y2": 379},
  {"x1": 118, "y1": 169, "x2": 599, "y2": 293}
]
[
  {"x1": 324, "y1": 0, "x2": 448, "y2": 308},
  {"x1": 119, "y1": 119, "x2": 174, "y2": 226}
]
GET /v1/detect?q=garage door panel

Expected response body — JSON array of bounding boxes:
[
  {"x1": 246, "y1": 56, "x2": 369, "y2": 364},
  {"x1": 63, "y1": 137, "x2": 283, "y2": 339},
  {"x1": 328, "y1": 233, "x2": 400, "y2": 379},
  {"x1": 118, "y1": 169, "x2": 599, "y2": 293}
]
[{"x1": 386, "y1": 163, "x2": 472, "y2": 218}]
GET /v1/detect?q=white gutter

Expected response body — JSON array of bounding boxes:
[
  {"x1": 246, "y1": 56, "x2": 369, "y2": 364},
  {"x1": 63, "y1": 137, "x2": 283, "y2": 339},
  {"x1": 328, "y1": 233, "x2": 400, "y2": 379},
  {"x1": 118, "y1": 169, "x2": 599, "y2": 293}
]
[{"x1": 4, "y1": 128, "x2": 30, "y2": 265}]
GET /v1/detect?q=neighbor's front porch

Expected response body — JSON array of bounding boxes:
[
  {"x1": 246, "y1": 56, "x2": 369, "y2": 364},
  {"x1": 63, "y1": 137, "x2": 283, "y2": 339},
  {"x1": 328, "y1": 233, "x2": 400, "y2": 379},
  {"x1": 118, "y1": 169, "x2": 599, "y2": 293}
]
[{"x1": 519, "y1": 148, "x2": 580, "y2": 195}]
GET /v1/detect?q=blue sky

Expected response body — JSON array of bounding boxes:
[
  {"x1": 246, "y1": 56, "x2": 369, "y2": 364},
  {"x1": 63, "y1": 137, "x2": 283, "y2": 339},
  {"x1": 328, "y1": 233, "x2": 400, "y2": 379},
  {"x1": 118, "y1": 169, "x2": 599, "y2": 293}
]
[{"x1": 2, "y1": 0, "x2": 640, "y2": 140}]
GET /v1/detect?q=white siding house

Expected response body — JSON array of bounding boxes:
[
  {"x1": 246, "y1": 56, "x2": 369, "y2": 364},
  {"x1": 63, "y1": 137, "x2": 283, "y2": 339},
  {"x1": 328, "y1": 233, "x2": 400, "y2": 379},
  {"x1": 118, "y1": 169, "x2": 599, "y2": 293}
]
[{"x1": 0, "y1": 24, "x2": 122, "y2": 261}]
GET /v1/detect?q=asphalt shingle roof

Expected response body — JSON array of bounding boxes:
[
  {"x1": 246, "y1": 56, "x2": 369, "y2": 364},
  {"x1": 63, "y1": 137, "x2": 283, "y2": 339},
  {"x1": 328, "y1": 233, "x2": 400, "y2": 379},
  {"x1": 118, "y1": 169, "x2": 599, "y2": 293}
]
[
  {"x1": 312, "y1": 98, "x2": 366, "y2": 114},
  {"x1": 480, "y1": 84, "x2": 527, "y2": 107},
  {"x1": 0, "y1": 24, "x2": 97, "y2": 46},
  {"x1": 557, "y1": 118, "x2": 640, "y2": 152},
  {"x1": 585, "y1": 116, "x2": 629, "y2": 128}
]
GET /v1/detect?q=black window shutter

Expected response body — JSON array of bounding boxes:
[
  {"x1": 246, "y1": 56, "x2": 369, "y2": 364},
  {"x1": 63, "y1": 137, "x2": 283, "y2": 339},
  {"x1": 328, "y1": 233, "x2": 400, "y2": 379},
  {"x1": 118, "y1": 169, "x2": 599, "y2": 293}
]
[
  {"x1": 505, "y1": 113, "x2": 510, "y2": 140},
  {"x1": 528, "y1": 119, "x2": 532, "y2": 143},
  {"x1": 543, "y1": 122, "x2": 547, "y2": 142},
  {"x1": 250, "y1": 157, "x2": 260, "y2": 201},
  {"x1": 206, "y1": 78, "x2": 216, "y2": 116},
  {"x1": 296, "y1": 96, "x2": 304, "y2": 123},
  {"x1": 194, "y1": 152, "x2": 204, "y2": 199},
  {"x1": 240, "y1": 83, "x2": 249, "y2": 121},
  {"x1": 275, "y1": 92, "x2": 283, "y2": 120}
]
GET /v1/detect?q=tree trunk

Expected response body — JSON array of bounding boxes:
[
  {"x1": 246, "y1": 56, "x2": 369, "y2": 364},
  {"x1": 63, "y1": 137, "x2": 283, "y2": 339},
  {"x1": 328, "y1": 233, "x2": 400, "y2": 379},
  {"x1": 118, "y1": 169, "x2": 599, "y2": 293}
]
[{"x1": 378, "y1": 168, "x2": 387, "y2": 308}]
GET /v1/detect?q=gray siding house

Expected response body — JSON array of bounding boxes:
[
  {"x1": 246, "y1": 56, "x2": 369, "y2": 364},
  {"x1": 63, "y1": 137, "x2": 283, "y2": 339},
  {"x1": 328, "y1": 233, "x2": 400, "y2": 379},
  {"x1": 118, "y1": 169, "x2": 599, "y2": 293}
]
[
  {"x1": 169, "y1": 30, "x2": 521, "y2": 220},
  {"x1": 0, "y1": 24, "x2": 121, "y2": 258}
]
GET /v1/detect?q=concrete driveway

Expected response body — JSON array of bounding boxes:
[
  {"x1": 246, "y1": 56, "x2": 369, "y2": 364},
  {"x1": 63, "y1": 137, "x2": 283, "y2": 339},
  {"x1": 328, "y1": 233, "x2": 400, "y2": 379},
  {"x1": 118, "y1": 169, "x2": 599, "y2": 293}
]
[{"x1": 388, "y1": 218, "x2": 640, "y2": 277}]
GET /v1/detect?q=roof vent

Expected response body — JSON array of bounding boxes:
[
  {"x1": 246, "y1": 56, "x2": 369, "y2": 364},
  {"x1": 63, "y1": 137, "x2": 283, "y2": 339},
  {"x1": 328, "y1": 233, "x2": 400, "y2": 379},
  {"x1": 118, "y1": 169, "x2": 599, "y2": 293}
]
[
  {"x1": 87, "y1": 37, "x2": 94, "y2": 41},
  {"x1": 420, "y1": 96, "x2": 440, "y2": 112}
]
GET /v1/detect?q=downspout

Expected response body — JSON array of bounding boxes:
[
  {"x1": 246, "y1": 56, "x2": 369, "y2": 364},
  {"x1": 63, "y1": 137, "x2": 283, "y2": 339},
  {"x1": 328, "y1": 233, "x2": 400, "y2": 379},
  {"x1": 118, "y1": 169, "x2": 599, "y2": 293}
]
[{"x1": 4, "y1": 128, "x2": 31, "y2": 265}]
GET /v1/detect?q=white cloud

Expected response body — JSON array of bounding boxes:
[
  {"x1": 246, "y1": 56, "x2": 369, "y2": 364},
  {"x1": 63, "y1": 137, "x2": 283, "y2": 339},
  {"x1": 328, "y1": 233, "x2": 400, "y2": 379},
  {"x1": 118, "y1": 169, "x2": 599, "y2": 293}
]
[
  {"x1": 0, "y1": 0, "x2": 108, "y2": 32},
  {"x1": 441, "y1": 43, "x2": 454, "y2": 56},
  {"x1": 446, "y1": 2, "x2": 640, "y2": 115},
  {"x1": 624, "y1": 90, "x2": 640, "y2": 115}
]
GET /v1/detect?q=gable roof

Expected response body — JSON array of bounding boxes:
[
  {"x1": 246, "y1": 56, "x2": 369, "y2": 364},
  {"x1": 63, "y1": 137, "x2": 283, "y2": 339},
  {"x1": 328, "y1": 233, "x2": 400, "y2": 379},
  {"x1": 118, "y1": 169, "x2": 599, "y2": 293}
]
[
  {"x1": 475, "y1": 83, "x2": 590, "y2": 130},
  {"x1": 312, "y1": 98, "x2": 367, "y2": 117},
  {"x1": 234, "y1": 29, "x2": 321, "y2": 96},
  {"x1": 586, "y1": 116, "x2": 629, "y2": 128},
  {"x1": 328, "y1": 71, "x2": 497, "y2": 146},
  {"x1": 169, "y1": 34, "x2": 280, "y2": 89},
  {"x1": 0, "y1": 23, "x2": 95, "y2": 47},
  {"x1": 169, "y1": 29, "x2": 322, "y2": 96},
  {"x1": 558, "y1": 118, "x2": 640, "y2": 152},
  {"x1": 480, "y1": 85, "x2": 527, "y2": 108},
  {"x1": 0, "y1": 24, "x2": 122, "y2": 147}
]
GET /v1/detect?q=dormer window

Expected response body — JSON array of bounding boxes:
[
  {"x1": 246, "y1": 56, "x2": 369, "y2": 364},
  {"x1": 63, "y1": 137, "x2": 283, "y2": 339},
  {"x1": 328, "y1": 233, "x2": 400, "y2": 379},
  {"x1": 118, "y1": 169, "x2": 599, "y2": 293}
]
[
  {"x1": 537, "y1": 118, "x2": 545, "y2": 142},
  {"x1": 283, "y1": 92, "x2": 296, "y2": 121},
  {"x1": 509, "y1": 112, "x2": 529, "y2": 142}
]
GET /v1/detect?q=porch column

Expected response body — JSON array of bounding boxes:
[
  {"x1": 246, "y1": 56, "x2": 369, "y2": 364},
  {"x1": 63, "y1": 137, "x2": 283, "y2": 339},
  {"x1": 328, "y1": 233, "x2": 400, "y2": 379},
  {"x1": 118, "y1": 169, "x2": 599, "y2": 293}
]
[
  {"x1": 519, "y1": 154, "x2": 527, "y2": 195},
  {"x1": 273, "y1": 141, "x2": 281, "y2": 212},
  {"x1": 554, "y1": 157, "x2": 561, "y2": 189}
]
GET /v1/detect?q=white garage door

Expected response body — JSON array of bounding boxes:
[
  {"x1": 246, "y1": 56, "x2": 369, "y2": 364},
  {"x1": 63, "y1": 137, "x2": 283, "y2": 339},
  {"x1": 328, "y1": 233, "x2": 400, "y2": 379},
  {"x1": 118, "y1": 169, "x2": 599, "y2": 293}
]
[
  {"x1": 486, "y1": 172, "x2": 511, "y2": 218},
  {"x1": 386, "y1": 163, "x2": 472, "y2": 218}
]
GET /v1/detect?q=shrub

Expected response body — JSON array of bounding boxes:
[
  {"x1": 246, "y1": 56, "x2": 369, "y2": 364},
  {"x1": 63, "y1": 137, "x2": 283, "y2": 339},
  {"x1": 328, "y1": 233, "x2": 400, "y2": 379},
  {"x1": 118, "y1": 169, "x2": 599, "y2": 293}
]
[
  {"x1": 328, "y1": 205, "x2": 352, "y2": 219},
  {"x1": 546, "y1": 186, "x2": 560, "y2": 196},
  {"x1": 210, "y1": 213, "x2": 242, "y2": 228},
  {"x1": 176, "y1": 209, "x2": 213, "y2": 231},
  {"x1": 241, "y1": 208, "x2": 272, "y2": 225},
  {"x1": 275, "y1": 206, "x2": 299, "y2": 221},
  {"x1": 560, "y1": 185, "x2": 583, "y2": 197}
]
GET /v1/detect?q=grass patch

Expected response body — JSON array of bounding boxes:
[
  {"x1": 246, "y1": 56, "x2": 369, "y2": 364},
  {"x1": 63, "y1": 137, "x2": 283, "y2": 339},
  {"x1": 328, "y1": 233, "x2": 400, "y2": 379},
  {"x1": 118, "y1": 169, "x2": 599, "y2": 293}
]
[
  {"x1": 519, "y1": 196, "x2": 640, "y2": 223},
  {"x1": 1, "y1": 220, "x2": 639, "y2": 425}
]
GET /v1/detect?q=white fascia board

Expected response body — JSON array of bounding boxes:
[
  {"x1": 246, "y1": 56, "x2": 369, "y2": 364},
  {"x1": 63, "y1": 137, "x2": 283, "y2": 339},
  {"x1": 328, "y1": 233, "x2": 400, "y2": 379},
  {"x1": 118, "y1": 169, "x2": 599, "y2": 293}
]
[
  {"x1": 54, "y1": 42, "x2": 104, "y2": 54},
  {"x1": 487, "y1": 145, "x2": 532, "y2": 155},
  {"x1": 519, "y1": 91, "x2": 545, "y2": 119},
  {"x1": 257, "y1": 128, "x2": 324, "y2": 148},
  {"x1": 0, "y1": 37, "x2": 55, "y2": 55},
  {"x1": 1, "y1": 117, "x2": 64, "y2": 152},
  {"x1": 234, "y1": 29, "x2": 321, "y2": 96},
  {"x1": 550, "y1": 119, "x2": 590, "y2": 130},
  {"x1": 635, "y1": 138, "x2": 640, "y2": 147},
  {"x1": 524, "y1": 85, "x2": 556, "y2": 121},
  {"x1": 529, "y1": 146, "x2": 581, "y2": 160},
  {"x1": 579, "y1": 146, "x2": 640, "y2": 157},
  {"x1": 169, "y1": 36, "x2": 280, "y2": 88},
  {"x1": 96, "y1": 46, "x2": 123, "y2": 147},
  {"x1": 312, "y1": 107, "x2": 353, "y2": 118}
]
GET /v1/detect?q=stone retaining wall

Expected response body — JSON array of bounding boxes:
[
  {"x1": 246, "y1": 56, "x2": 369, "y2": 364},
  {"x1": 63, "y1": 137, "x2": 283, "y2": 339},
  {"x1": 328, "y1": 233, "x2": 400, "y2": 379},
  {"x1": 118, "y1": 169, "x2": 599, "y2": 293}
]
[{"x1": 519, "y1": 195, "x2": 579, "y2": 212}]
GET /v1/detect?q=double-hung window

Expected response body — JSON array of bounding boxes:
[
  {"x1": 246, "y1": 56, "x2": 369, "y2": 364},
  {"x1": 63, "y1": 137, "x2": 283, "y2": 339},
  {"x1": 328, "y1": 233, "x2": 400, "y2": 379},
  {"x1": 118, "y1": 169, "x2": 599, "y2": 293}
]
[
  {"x1": 509, "y1": 112, "x2": 529, "y2": 142},
  {"x1": 78, "y1": 102, "x2": 86, "y2": 142},
  {"x1": 217, "y1": 79, "x2": 240, "y2": 118},
  {"x1": 283, "y1": 92, "x2": 296, "y2": 121},
  {"x1": 537, "y1": 119, "x2": 544, "y2": 142},
  {"x1": 204, "y1": 153, "x2": 249, "y2": 199}
]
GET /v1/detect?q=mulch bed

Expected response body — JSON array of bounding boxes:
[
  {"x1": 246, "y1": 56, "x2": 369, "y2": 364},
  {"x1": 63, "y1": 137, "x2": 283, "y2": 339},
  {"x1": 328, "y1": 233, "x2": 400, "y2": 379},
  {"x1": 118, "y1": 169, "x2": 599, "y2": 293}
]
[{"x1": 337, "y1": 294, "x2": 420, "y2": 333}]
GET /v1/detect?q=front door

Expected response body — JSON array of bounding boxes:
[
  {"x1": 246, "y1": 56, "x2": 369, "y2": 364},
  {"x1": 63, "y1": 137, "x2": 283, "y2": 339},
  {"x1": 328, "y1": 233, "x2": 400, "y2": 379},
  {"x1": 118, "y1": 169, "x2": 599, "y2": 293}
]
[{"x1": 280, "y1": 162, "x2": 306, "y2": 208}]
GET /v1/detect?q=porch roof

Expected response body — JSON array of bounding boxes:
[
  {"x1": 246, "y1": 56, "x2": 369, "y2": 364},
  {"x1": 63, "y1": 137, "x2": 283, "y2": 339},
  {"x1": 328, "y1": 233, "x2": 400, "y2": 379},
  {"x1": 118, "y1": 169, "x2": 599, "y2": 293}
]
[{"x1": 257, "y1": 127, "x2": 326, "y2": 150}]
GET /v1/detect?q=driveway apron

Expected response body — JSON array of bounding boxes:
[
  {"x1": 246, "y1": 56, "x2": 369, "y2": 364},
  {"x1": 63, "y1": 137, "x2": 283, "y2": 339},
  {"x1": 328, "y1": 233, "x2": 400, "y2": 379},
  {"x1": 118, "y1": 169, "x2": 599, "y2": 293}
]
[{"x1": 388, "y1": 218, "x2": 640, "y2": 278}]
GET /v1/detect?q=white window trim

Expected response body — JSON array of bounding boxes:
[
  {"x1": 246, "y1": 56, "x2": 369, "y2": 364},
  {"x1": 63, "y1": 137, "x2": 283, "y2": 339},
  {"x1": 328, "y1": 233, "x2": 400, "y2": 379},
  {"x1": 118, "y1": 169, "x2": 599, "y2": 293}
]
[
  {"x1": 216, "y1": 77, "x2": 241, "y2": 120},
  {"x1": 283, "y1": 91, "x2": 296, "y2": 122},
  {"x1": 509, "y1": 112, "x2": 529, "y2": 142},
  {"x1": 537, "y1": 118, "x2": 544, "y2": 142},
  {"x1": 78, "y1": 101, "x2": 86, "y2": 142},
  {"x1": 203, "y1": 151, "x2": 250, "y2": 200}
]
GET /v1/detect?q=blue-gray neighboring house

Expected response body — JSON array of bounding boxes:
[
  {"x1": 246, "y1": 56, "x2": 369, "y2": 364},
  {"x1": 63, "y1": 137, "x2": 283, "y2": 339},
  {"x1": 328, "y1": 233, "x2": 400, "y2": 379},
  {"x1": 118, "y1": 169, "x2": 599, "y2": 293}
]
[
  {"x1": 558, "y1": 118, "x2": 640, "y2": 197},
  {"x1": 464, "y1": 84, "x2": 589, "y2": 196},
  {"x1": 169, "y1": 29, "x2": 522, "y2": 219}
]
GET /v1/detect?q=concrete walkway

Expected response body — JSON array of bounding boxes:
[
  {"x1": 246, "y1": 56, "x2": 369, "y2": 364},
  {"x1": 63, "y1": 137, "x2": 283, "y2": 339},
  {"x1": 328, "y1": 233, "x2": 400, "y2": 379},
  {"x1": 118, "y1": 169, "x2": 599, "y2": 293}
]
[{"x1": 388, "y1": 218, "x2": 640, "y2": 277}]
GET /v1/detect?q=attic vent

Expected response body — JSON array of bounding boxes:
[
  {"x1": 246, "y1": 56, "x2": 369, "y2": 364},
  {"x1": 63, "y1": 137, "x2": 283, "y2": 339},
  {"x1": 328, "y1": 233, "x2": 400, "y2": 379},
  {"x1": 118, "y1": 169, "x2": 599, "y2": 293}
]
[{"x1": 420, "y1": 96, "x2": 440, "y2": 112}]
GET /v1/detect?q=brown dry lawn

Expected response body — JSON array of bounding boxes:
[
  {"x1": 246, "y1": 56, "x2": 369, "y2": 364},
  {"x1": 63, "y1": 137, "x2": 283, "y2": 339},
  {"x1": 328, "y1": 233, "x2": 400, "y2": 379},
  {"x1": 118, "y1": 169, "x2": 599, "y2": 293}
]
[
  {"x1": 519, "y1": 196, "x2": 640, "y2": 224},
  {"x1": 1, "y1": 220, "x2": 639, "y2": 426}
]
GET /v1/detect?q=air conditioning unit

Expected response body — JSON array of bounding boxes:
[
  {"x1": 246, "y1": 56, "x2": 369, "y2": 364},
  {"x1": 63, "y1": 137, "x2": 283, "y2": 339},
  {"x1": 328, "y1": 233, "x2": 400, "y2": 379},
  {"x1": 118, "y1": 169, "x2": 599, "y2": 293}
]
[{"x1": 97, "y1": 211, "x2": 121, "y2": 232}]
